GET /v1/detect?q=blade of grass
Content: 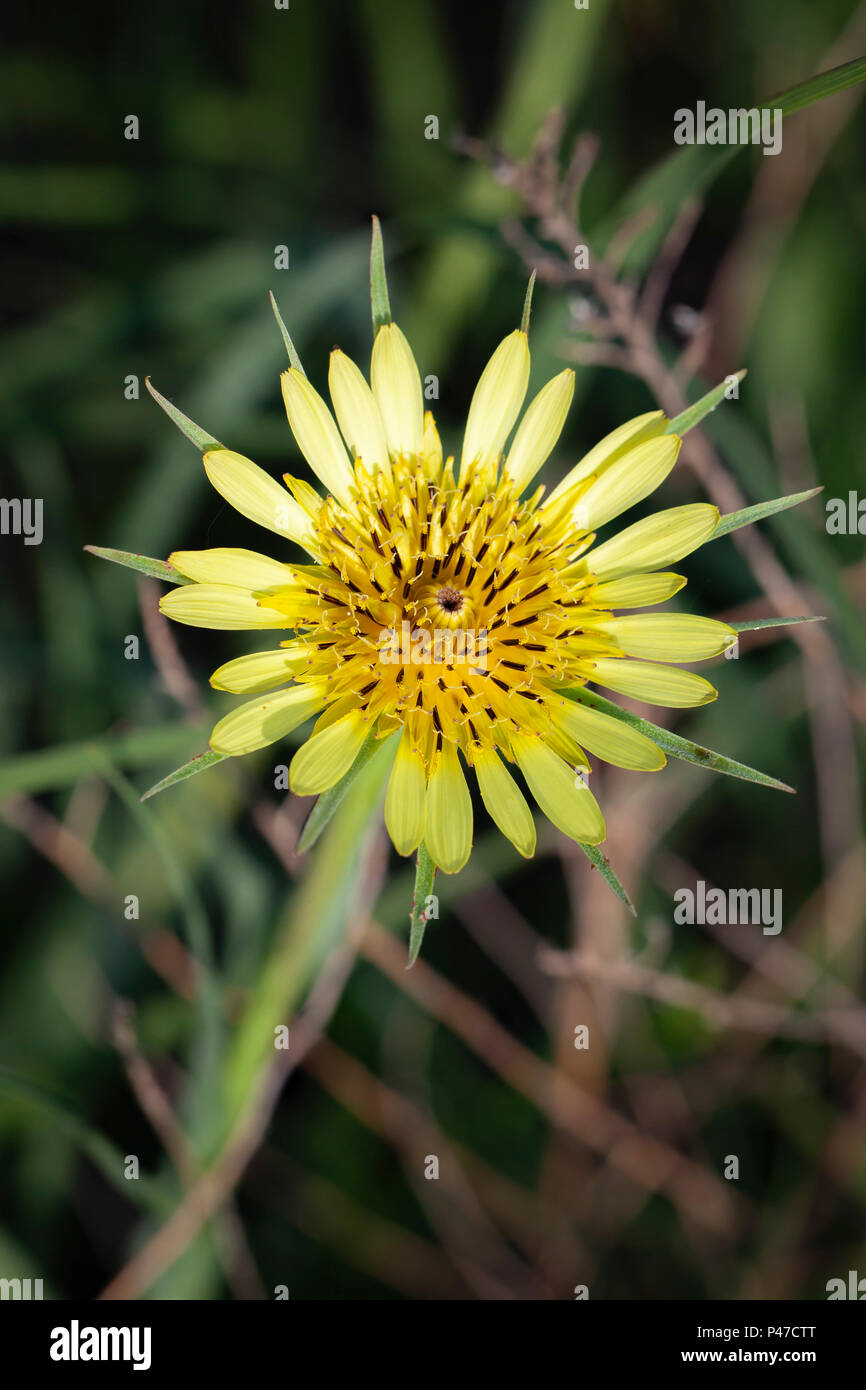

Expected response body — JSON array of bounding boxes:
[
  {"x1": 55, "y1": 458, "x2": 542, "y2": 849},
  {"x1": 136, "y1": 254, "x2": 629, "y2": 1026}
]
[
  {"x1": 88, "y1": 752, "x2": 224, "y2": 1155},
  {"x1": 0, "y1": 724, "x2": 211, "y2": 799},
  {"x1": 222, "y1": 735, "x2": 393, "y2": 1127},
  {"x1": 0, "y1": 1067, "x2": 173, "y2": 1216},
  {"x1": 598, "y1": 55, "x2": 866, "y2": 274}
]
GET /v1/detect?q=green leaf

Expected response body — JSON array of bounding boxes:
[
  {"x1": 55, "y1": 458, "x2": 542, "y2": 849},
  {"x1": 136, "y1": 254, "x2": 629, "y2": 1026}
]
[
  {"x1": 565, "y1": 686, "x2": 795, "y2": 793},
  {"x1": 712, "y1": 488, "x2": 822, "y2": 540},
  {"x1": 520, "y1": 270, "x2": 537, "y2": 334},
  {"x1": 269, "y1": 290, "x2": 306, "y2": 376},
  {"x1": 90, "y1": 754, "x2": 224, "y2": 1154},
  {"x1": 766, "y1": 53, "x2": 866, "y2": 117},
  {"x1": 578, "y1": 842, "x2": 636, "y2": 915},
  {"x1": 0, "y1": 1067, "x2": 172, "y2": 1216},
  {"x1": 0, "y1": 723, "x2": 210, "y2": 798},
  {"x1": 730, "y1": 616, "x2": 825, "y2": 633},
  {"x1": 83, "y1": 544, "x2": 193, "y2": 584},
  {"x1": 408, "y1": 841, "x2": 437, "y2": 966},
  {"x1": 222, "y1": 735, "x2": 394, "y2": 1129},
  {"x1": 370, "y1": 214, "x2": 392, "y2": 335},
  {"x1": 141, "y1": 749, "x2": 229, "y2": 802},
  {"x1": 297, "y1": 731, "x2": 397, "y2": 853},
  {"x1": 598, "y1": 55, "x2": 866, "y2": 276},
  {"x1": 666, "y1": 372, "x2": 746, "y2": 437},
  {"x1": 145, "y1": 377, "x2": 222, "y2": 452}
]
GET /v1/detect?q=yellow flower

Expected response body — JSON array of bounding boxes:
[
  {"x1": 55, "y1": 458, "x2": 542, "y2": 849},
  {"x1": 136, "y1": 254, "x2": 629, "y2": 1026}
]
[{"x1": 159, "y1": 286, "x2": 735, "y2": 877}]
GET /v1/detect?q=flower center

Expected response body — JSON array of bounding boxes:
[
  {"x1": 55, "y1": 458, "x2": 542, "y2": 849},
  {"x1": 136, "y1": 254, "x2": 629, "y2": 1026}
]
[
  {"x1": 436, "y1": 586, "x2": 464, "y2": 615},
  {"x1": 294, "y1": 453, "x2": 600, "y2": 753}
]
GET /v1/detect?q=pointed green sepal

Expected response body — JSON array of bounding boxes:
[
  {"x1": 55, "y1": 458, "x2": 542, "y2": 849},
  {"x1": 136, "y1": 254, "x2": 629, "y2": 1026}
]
[
  {"x1": 730, "y1": 615, "x2": 825, "y2": 633},
  {"x1": 564, "y1": 686, "x2": 794, "y2": 793},
  {"x1": 666, "y1": 371, "x2": 746, "y2": 437},
  {"x1": 711, "y1": 487, "x2": 822, "y2": 540},
  {"x1": 84, "y1": 545, "x2": 193, "y2": 584},
  {"x1": 269, "y1": 291, "x2": 307, "y2": 377},
  {"x1": 370, "y1": 215, "x2": 392, "y2": 336},
  {"x1": 140, "y1": 749, "x2": 229, "y2": 802},
  {"x1": 145, "y1": 378, "x2": 222, "y2": 452},
  {"x1": 578, "y1": 842, "x2": 636, "y2": 914},
  {"x1": 520, "y1": 270, "x2": 537, "y2": 335},
  {"x1": 408, "y1": 840, "x2": 437, "y2": 967}
]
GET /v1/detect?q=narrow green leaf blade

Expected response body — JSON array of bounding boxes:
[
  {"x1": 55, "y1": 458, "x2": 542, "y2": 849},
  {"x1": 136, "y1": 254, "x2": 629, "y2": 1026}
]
[
  {"x1": 145, "y1": 377, "x2": 222, "y2": 452},
  {"x1": 370, "y1": 214, "x2": 392, "y2": 335},
  {"x1": 408, "y1": 841, "x2": 437, "y2": 967},
  {"x1": 599, "y1": 55, "x2": 866, "y2": 277},
  {"x1": 666, "y1": 372, "x2": 746, "y2": 437},
  {"x1": 0, "y1": 723, "x2": 210, "y2": 799},
  {"x1": 84, "y1": 544, "x2": 193, "y2": 584},
  {"x1": 565, "y1": 686, "x2": 795, "y2": 793},
  {"x1": 298, "y1": 731, "x2": 397, "y2": 853},
  {"x1": 141, "y1": 749, "x2": 229, "y2": 802},
  {"x1": 223, "y1": 737, "x2": 394, "y2": 1127},
  {"x1": 269, "y1": 290, "x2": 306, "y2": 376},
  {"x1": 766, "y1": 54, "x2": 866, "y2": 117},
  {"x1": 578, "y1": 842, "x2": 636, "y2": 915},
  {"x1": 0, "y1": 1067, "x2": 172, "y2": 1216},
  {"x1": 712, "y1": 487, "x2": 822, "y2": 540}
]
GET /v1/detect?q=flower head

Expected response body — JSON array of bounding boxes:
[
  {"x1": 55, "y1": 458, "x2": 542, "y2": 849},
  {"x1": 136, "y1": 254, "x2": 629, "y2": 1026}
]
[{"x1": 158, "y1": 254, "x2": 735, "y2": 876}]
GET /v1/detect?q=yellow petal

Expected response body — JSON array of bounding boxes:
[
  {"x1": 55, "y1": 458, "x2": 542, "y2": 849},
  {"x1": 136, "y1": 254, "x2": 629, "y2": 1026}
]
[
  {"x1": 504, "y1": 369, "x2": 574, "y2": 493},
  {"x1": 209, "y1": 646, "x2": 309, "y2": 693},
  {"x1": 370, "y1": 323, "x2": 424, "y2": 459},
  {"x1": 511, "y1": 733, "x2": 606, "y2": 846},
  {"x1": 590, "y1": 614, "x2": 737, "y2": 662},
  {"x1": 422, "y1": 411, "x2": 443, "y2": 476},
  {"x1": 281, "y1": 368, "x2": 355, "y2": 507},
  {"x1": 426, "y1": 740, "x2": 472, "y2": 874},
  {"x1": 203, "y1": 450, "x2": 314, "y2": 547},
  {"x1": 289, "y1": 709, "x2": 369, "y2": 795},
  {"x1": 590, "y1": 573, "x2": 686, "y2": 608},
  {"x1": 548, "y1": 698, "x2": 665, "y2": 770},
  {"x1": 572, "y1": 435, "x2": 681, "y2": 531},
  {"x1": 209, "y1": 682, "x2": 325, "y2": 756},
  {"x1": 328, "y1": 350, "x2": 389, "y2": 471},
  {"x1": 473, "y1": 746, "x2": 536, "y2": 857},
  {"x1": 461, "y1": 330, "x2": 530, "y2": 479},
  {"x1": 160, "y1": 584, "x2": 289, "y2": 629},
  {"x1": 169, "y1": 548, "x2": 297, "y2": 589},
  {"x1": 575, "y1": 658, "x2": 717, "y2": 708},
  {"x1": 546, "y1": 410, "x2": 667, "y2": 504},
  {"x1": 580, "y1": 503, "x2": 720, "y2": 581},
  {"x1": 384, "y1": 729, "x2": 427, "y2": 855}
]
